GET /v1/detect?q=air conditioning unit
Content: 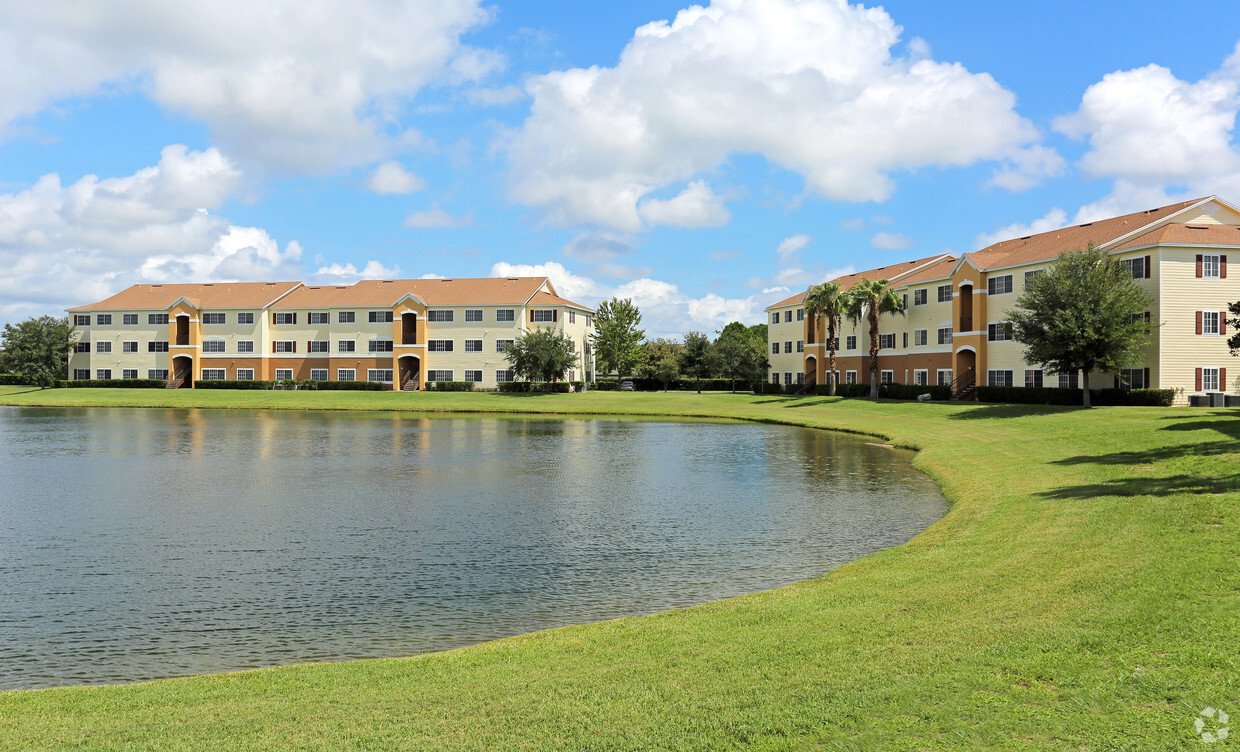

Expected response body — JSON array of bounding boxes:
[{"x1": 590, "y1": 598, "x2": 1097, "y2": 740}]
[{"x1": 1210, "y1": 392, "x2": 1228, "y2": 408}]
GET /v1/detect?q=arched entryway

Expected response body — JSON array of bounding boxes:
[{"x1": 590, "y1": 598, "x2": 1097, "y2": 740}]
[
  {"x1": 397, "y1": 354, "x2": 421, "y2": 391},
  {"x1": 803, "y1": 355, "x2": 818, "y2": 391},
  {"x1": 174, "y1": 314, "x2": 190, "y2": 346},
  {"x1": 171, "y1": 354, "x2": 194, "y2": 389},
  {"x1": 953, "y1": 347, "x2": 976, "y2": 398},
  {"x1": 400, "y1": 312, "x2": 418, "y2": 345}
]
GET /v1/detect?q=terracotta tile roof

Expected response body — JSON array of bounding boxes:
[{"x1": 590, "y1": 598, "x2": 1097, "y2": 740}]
[
  {"x1": 965, "y1": 198, "x2": 1205, "y2": 270},
  {"x1": 276, "y1": 276, "x2": 557, "y2": 308},
  {"x1": 1110, "y1": 222, "x2": 1240, "y2": 252},
  {"x1": 528, "y1": 289, "x2": 594, "y2": 312},
  {"x1": 68, "y1": 281, "x2": 302, "y2": 312},
  {"x1": 765, "y1": 290, "x2": 806, "y2": 310},
  {"x1": 828, "y1": 253, "x2": 956, "y2": 289},
  {"x1": 890, "y1": 256, "x2": 958, "y2": 288}
]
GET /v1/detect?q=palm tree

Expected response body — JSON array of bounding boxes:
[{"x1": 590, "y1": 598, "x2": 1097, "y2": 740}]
[
  {"x1": 842, "y1": 278, "x2": 904, "y2": 398},
  {"x1": 803, "y1": 281, "x2": 843, "y2": 396}
]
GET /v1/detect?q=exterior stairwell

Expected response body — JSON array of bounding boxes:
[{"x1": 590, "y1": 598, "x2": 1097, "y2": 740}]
[
  {"x1": 165, "y1": 370, "x2": 187, "y2": 389},
  {"x1": 401, "y1": 371, "x2": 419, "y2": 391},
  {"x1": 950, "y1": 367, "x2": 976, "y2": 401}
]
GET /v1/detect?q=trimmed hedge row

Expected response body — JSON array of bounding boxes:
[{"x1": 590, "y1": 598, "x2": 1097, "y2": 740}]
[
  {"x1": 195, "y1": 379, "x2": 276, "y2": 390},
  {"x1": 975, "y1": 385, "x2": 1174, "y2": 407},
  {"x1": 0, "y1": 373, "x2": 33, "y2": 385},
  {"x1": 426, "y1": 381, "x2": 475, "y2": 392},
  {"x1": 497, "y1": 381, "x2": 584, "y2": 393},
  {"x1": 195, "y1": 379, "x2": 386, "y2": 391},
  {"x1": 59, "y1": 379, "x2": 165, "y2": 389}
]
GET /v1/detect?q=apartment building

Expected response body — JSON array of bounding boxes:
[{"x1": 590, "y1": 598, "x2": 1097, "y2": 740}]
[
  {"x1": 767, "y1": 196, "x2": 1240, "y2": 404},
  {"x1": 67, "y1": 276, "x2": 595, "y2": 390}
]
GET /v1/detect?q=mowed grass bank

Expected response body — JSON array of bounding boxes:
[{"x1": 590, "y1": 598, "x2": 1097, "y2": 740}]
[{"x1": 0, "y1": 386, "x2": 1237, "y2": 750}]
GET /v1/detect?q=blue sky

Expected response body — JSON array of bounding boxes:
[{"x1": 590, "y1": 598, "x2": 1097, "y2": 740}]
[{"x1": 3, "y1": 0, "x2": 1240, "y2": 336}]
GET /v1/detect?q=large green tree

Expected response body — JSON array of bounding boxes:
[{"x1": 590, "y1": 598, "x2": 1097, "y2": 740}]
[
  {"x1": 504, "y1": 326, "x2": 579, "y2": 384},
  {"x1": 590, "y1": 298, "x2": 646, "y2": 379},
  {"x1": 714, "y1": 322, "x2": 767, "y2": 392},
  {"x1": 0, "y1": 315, "x2": 76, "y2": 388},
  {"x1": 678, "y1": 331, "x2": 715, "y2": 393},
  {"x1": 803, "y1": 281, "x2": 844, "y2": 395},
  {"x1": 842, "y1": 279, "x2": 904, "y2": 398},
  {"x1": 1008, "y1": 245, "x2": 1153, "y2": 407},
  {"x1": 640, "y1": 338, "x2": 681, "y2": 391},
  {"x1": 1228, "y1": 300, "x2": 1240, "y2": 355}
]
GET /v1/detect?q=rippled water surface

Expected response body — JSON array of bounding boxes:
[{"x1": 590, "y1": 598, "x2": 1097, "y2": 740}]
[{"x1": 0, "y1": 406, "x2": 946, "y2": 690}]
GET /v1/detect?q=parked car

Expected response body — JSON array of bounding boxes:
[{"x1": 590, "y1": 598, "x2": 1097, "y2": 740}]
[{"x1": 619, "y1": 380, "x2": 635, "y2": 391}]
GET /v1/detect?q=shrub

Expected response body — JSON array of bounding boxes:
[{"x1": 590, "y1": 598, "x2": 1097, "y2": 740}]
[
  {"x1": 59, "y1": 379, "x2": 165, "y2": 389},
  {"x1": 881, "y1": 383, "x2": 952, "y2": 401},
  {"x1": 594, "y1": 379, "x2": 620, "y2": 391},
  {"x1": 975, "y1": 385, "x2": 1175, "y2": 406},
  {"x1": 569, "y1": 381, "x2": 585, "y2": 392},
  {"x1": 427, "y1": 381, "x2": 475, "y2": 392},
  {"x1": 0, "y1": 373, "x2": 32, "y2": 386},
  {"x1": 195, "y1": 379, "x2": 275, "y2": 390},
  {"x1": 497, "y1": 381, "x2": 572, "y2": 393},
  {"x1": 313, "y1": 380, "x2": 386, "y2": 391},
  {"x1": 498, "y1": 381, "x2": 532, "y2": 393}
]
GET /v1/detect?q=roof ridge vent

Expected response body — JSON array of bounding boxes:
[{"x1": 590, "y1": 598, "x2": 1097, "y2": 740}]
[
  {"x1": 1020, "y1": 235, "x2": 1031, "y2": 240},
  {"x1": 1078, "y1": 222, "x2": 1093, "y2": 227},
  {"x1": 203, "y1": 283, "x2": 213, "y2": 286},
  {"x1": 1187, "y1": 224, "x2": 1208, "y2": 229}
]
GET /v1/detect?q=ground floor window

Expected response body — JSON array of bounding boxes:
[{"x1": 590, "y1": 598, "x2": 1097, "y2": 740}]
[
  {"x1": 988, "y1": 369, "x2": 1013, "y2": 387},
  {"x1": 96, "y1": 369, "x2": 112, "y2": 380},
  {"x1": 464, "y1": 370, "x2": 483, "y2": 382},
  {"x1": 795, "y1": 372, "x2": 804, "y2": 385},
  {"x1": 426, "y1": 369, "x2": 452, "y2": 382},
  {"x1": 309, "y1": 369, "x2": 328, "y2": 381},
  {"x1": 846, "y1": 370, "x2": 857, "y2": 384},
  {"x1": 201, "y1": 369, "x2": 225, "y2": 380},
  {"x1": 237, "y1": 369, "x2": 255, "y2": 380},
  {"x1": 937, "y1": 369, "x2": 952, "y2": 386},
  {"x1": 122, "y1": 369, "x2": 138, "y2": 379},
  {"x1": 914, "y1": 369, "x2": 928, "y2": 386},
  {"x1": 1024, "y1": 369, "x2": 1043, "y2": 388},
  {"x1": 275, "y1": 369, "x2": 294, "y2": 380},
  {"x1": 1200, "y1": 367, "x2": 1221, "y2": 392},
  {"x1": 1118, "y1": 368, "x2": 1147, "y2": 390},
  {"x1": 496, "y1": 369, "x2": 514, "y2": 383},
  {"x1": 74, "y1": 369, "x2": 90, "y2": 380},
  {"x1": 880, "y1": 370, "x2": 894, "y2": 384},
  {"x1": 337, "y1": 369, "x2": 355, "y2": 381},
  {"x1": 1058, "y1": 372, "x2": 1079, "y2": 389},
  {"x1": 368, "y1": 369, "x2": 395, "y2": 383},
  {"x1": 783, "y1": 372, "x2": 792, "y2": 386},
  {"x1": 148, "y1": 369, "x2": 168, "y2": 380}
]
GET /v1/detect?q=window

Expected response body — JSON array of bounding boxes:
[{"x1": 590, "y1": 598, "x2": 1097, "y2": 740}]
[
  {"x1": 784, "y1": 341, "x2": 793, "y2": 354},
  {"x1": 569, "y1": 311, "x2": 576, "y2": 324},
  {"x1": 793, "y1": 308, "x2": 802, "y2": 322},
  {"x1": 771, "y1": 312, "x2": 780, "y2": 325},
  {"x1": 937, "y1": 369, "x2": 952, "y2": 386},
  {"x1": 938, "y1": 326, "x2": 953, "y2": 345},
  {"x1": 96, "y1": 341, "x2": 113, "y2": 353},
  {"x1": 1024, "y1": 369, "x2": 1043, "y2": 388},
  {"x1": 784, "y1": 310, "x2": 793, "y2": 323},
  {"x1": 309, "y1": 312, "x2": 328, "y2": 325},
  {"x1": 237, "y1": 340, "x2": 254, "y2": 353},
  {"x1": 771, "y1": 373, "x2": 780, "y2": 385},
  {"x1": 237, "y1": 369, "x2": 255, "y2": 381},
  {"x1": 337, "y1": 369, "x2": 356, "y2": 381},
  {"x1": 464, "y1": 370, "x2": 483, "y2": 383},
  {"x1": 202, "y1": 340, "x2": 225, "y2": 353},
  {"x1": 464, "y1": 309, "x2": 483, "y2": 322},
  {"x1": 148, "y1": 341, "x2": 169, "y2": 353},
  {"x1": 987, "y1": 275, "x2": 1013, "y2": 295},
  {"x1": 95, "y1": 369, "x2": 112, "y2": 380},
  {"x1": 937, "y1": 284, "x2": 952, "y2": 303},
  {"x1": 369, "y1": 311, "x2": 394, "y2": 323},
  {"x1": 74, "y1": 314, "x2": 91, "y2": 326},
  {"x1": 497, "y1": 309, "x2": 515, "y2": 322},
  {"x1": 275, "y1": 369, "x2": 294, "y2": 381},
  {"x1": 497, "y1": 339, "x2": 515, "y2": 353},
  {"x1": 914, "y1": 370, "x2": 928, "y2": 386},
  {"x1": 988, "y1": 322, "x2": 1013, "y2": 341},
  {"x1": 846, "y1": 335, "x2": 857, "y2": 350},
  {"x1": 846, "y1": 371, "x2": 858, "y2": 384},
  {"x1": 427, "y1": 370, "x2": 453, "y2": 382},
  {"x1": 202, "y1": 313, "x2": 226, "y2": 325},
  {"x1": 914, "y1": 329, "x2": 928, "y2": 347},
  {"x1": 796, "y1": 340, "x2": 804, "y2": 353},
  {"x1": 1122, "y1": 257, "x2": 1147, "y2": 279},
  {"x1": 122, "y1": 369, "x2": 138, "y2": 379},
  {"x1": 913, "y1": 289, "x2": 928, "y2": 306},
  {"x1": 462, "y1": 339, "x2": 483, "y2": 353},
  {"x1": 123, "y1": 313, "x2": 138, "y2": 325},
  {"x1": 428, "y1": 310, "x2": 453, "y2": 323},
  {"x1": 1200, "y1": 367, "x2": 1221, "y2": 392},
  {"x1": 201, "y1": 369, "x2": 225, "y2": 380},
  {"x1": 149, "y1": 313, "x2": 169, "y2": 325},
  {"x1": 428, "y1": 339, "x2": 453, "y2": 352},
  {"x1": 274, "y1": 312, "x2": 296, "y2": 325},
  {"x1": 368, "y1": 339, "x2": 394, "y2": 353},
  {"x1": 587, "y1": 315, "x2": 593, "y2": 328},
  {"x1": 1024, "y1": 269, "x2": 1041, "y2": 286},
  {"x1": 772, "y1": 342, "x2": 780, "y2": 355},
  {"x1": 310, "y1": 369, "x2": 328, "y2": 381},
  {"x1": 879, "y1": 333, "x2": 895, "y2": 350},
  {"x1": 274, "y1": 341, "x2": 295, "y2": 353},
  {"x1": 338, "y1": 311, "x2": 355, "y2": 324},
  {"x1": 795, "y1": 372, "x2": 804, "y2": 386},
  {"x1": 73, "y1": 368, "x2": 90, "y2": 380},
  {"x1": 533, "y1": 310, "x2": 555, "y2": 322},
  {"x1": 237, "y1": 312, "x2": 254, "y2": 325},
  {"x1": 1058, "y1": 372, "x2": 1079, "y2": 389},
  {"x1": 1201, "y1": 254, "x2": 1222, "y2": 279},
  {"x1": 880, "y1": 370, "x2": 894, "y2": 384},
  {"x1": 96, "y1": 314, "x2": 112, "y2": 325},
  {"x1": 122, "y1": 341, "x2": 138, "y2": 353},
  {"x1": 338, "y1": 340, "x2": 355, "y2": 353},
  {"x1": 988, "y1": 370, "x2": 1014, "y2": 387},
  {"x1": 496, "y1": 369, "x2": 514, "y2": 383},
  {"x1": 148, "y1": 369, "x2": 168, "y2": 380},
  {"x1": 784, "y1": 372, "x2": 792, "y2": 386},
  {"x1": 1119, "y1": 368, "x2": 1147, "y2": 390},
  {"x1": 1200, "y1": 311, "x2": 1221, "y2": 335},
  {"x1": 309, "y1": 340, "x2": 329, "y2": 353},
  {"x1": 903, "y1": 332, "x2": 908, "y2": 349}
]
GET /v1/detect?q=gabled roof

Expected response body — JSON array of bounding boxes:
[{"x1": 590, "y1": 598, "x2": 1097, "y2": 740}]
[
  {"x1": 528, "y1": 289, "x2": 594, "y2": 312},
  {"x1": 1110, "y1": 222, "x2": 1240, "y2": 252},
  {"x1": 963, "y1": 198, "x2": 1207, "y2": 271},
  {"x1": 68, "y1": 281, "x2": 302, "y2": 312},
  {"x1": 890, "y1": 256, "x2": 958, "y2": 288},
  {"x1": 827, "y1": 253, "x2": 956, "y2": 290},
  {"x1": 765, "y1": 290, "x2": 806, "y2": 310}
]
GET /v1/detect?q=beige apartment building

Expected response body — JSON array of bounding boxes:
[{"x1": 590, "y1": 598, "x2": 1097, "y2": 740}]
[
  {"x1": 767, "y1": 196, "x2": 1239, "y2": 405},
  {"x1": 67, "y1": 277, "x2": 595, "y2": 389}
]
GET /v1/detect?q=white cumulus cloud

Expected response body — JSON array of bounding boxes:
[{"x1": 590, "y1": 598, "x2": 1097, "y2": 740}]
[
  {"x1": 636, "y1": 180, "x2": 730, "y2": 228},
  {"x1": 314, "y1": 260, "x2": 402, "y2": 282},
  {"x1": 365, "y1": 162, "x2": 426, "y2": 195},
  {"x1": 404, "y1": 207, "x2": 473, "y2": 228},
  {"x1": 870, "y1": 231, "x2": 914, "y2": 250}
]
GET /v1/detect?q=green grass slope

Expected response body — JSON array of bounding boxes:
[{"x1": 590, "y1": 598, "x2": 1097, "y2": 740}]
[{"x1": 0, "y1": 387, "x2": 1237, "y2": 750}]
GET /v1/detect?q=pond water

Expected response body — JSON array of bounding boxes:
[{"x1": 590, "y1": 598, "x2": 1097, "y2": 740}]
[{"x1": 0, "y1": 407, "x2": 946, "y2": 690}]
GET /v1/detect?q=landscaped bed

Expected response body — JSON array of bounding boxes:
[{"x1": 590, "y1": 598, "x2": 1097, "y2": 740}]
[{"x1": 0, "y1": 386, "x2": 1236, "y2": 750}]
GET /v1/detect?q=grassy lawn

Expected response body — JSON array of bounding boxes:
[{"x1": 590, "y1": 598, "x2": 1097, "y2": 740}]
[{"x1": 0, "y1": 386, "x2": 1237, "y2": 750}]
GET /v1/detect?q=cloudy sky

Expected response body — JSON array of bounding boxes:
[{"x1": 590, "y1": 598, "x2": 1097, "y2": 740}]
[{"x1": 3, "y1": 0, "x2": 1240, "y2": 335}]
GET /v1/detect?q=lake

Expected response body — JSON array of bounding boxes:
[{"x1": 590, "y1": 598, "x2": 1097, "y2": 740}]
[{"x1": 0, "y1": 407, "x2": 946, "y2": 690}]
